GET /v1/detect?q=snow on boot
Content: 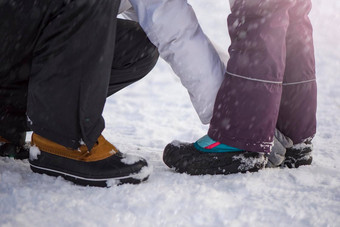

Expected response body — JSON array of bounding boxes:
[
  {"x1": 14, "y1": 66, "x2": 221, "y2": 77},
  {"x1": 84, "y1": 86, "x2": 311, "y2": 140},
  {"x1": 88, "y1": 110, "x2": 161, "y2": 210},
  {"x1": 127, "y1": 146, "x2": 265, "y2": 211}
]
[
  {"x1": 283, "y1": 140, "x2": 313, "y2": 168},
  {"x1": 29, "y1": 133, "x2": 151, "y2": 187},
  {"x1": 0, "y1": 134, "x2": 29, "y2": 159},
  {"x1": 163, "y1": 135, "x2": 267, "y2": 175}
]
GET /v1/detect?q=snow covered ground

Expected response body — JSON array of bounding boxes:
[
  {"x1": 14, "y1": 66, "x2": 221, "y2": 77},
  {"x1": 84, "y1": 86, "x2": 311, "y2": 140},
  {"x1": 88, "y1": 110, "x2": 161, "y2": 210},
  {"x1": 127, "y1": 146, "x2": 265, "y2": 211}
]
[{"x1": 1, "y1": 0, "x2": 339, "y2": 226}]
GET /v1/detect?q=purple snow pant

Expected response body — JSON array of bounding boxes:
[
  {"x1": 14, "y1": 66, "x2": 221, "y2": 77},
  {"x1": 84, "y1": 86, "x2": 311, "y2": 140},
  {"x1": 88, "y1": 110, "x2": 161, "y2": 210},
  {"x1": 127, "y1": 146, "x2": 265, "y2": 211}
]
[{"x1": 208, "y1": 0, "x2": 317, "y2": 153}]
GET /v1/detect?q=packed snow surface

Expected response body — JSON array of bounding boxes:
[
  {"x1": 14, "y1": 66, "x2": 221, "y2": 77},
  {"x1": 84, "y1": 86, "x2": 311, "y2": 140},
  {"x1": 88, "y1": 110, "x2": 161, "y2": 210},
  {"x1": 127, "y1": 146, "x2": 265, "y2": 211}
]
[{"x1": 1, "y1": 0, "x2": 339, "y2": 226}]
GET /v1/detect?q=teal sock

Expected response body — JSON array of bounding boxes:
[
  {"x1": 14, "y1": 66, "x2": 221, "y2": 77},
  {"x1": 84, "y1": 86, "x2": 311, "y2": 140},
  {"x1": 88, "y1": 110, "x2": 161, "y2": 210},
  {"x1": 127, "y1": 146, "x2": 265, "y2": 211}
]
[{"x1": 194, "y1": 135, "x2": 243, "y2": 153}]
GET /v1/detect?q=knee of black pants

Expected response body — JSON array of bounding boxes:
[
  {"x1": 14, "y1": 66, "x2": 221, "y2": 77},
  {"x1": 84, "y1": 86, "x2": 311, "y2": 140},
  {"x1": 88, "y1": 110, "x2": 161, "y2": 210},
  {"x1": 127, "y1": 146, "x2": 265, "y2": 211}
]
[
  {"x1": 113, "y1": 19, "x2": 159, "y2": 71},
  {"x1": 70, "y1": 0, "x2": 117, "y2": 11},
  {"x1": 108, "y1": 19, "x2": 159, "y2": 96}
]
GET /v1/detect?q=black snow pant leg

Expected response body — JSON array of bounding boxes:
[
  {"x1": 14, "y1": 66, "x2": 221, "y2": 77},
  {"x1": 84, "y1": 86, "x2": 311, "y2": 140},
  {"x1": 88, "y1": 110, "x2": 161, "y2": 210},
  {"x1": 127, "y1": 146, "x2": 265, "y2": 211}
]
[
  {"x1": 0, "y1": 1, "x2": 44, "y2": 145},
  {"x1": 0, "y1": 78, "x2": 28, "y2": 145},
  {"x1": 0, "y1": 3, "x2": 157, "y2": 150},
  {"x1": 107, "y1": 19, "x2": 159, "y2": 96},
  {"x1": 27, "y1": 0, "x2": 120, "y2": 150}
]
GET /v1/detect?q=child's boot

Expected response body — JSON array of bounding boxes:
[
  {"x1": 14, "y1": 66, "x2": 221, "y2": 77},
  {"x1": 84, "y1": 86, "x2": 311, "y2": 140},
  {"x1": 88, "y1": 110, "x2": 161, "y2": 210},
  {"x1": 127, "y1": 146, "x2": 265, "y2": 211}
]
[
  {"x1": 163, "y1": 135, "x2": 267, "y2": 175},
  {"x1": 283, "y1": 140, "x2": 313, "y2": 168}
]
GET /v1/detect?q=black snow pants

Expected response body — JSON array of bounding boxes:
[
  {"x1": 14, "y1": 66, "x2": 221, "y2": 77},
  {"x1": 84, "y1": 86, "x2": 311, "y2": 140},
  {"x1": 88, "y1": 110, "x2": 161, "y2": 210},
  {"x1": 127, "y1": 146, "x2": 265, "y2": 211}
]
[{"x1": 0, "y1": 0, "x2": 159, "y2": 150}]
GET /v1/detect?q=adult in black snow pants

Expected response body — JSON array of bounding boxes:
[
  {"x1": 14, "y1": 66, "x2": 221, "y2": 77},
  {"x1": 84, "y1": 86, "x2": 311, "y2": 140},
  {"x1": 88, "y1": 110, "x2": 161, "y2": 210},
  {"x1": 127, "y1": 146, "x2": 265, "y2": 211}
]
[
  {"x1": 0, "y1": 0, "x2": 158, "y2": 186},
  {"x1": 163, "y1": 0, "x2": 317, "y2": 174}
]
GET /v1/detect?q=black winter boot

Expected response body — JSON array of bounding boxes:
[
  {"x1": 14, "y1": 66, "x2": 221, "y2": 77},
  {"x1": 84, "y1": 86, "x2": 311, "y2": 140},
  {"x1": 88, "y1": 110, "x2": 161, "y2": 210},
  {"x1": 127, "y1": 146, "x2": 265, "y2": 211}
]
[
  {"x1": 283, "y1": 140, "x2": 313, "y2": 168},
  {"x1": 0, "y1": 133, "x2": 29, "y2": 159},
  {"x1": 29, "y1": 133, "x2": 151, "y2": 187},
  {"x1": 163, "y1": 141, "x2": 267, "y2": 175}
]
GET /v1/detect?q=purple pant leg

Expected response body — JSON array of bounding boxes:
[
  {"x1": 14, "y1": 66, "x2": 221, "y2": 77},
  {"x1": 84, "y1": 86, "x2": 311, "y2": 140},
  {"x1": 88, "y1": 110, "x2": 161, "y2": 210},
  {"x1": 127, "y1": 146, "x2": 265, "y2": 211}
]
[
  {"x1": 208, "y1": 0, "x2": 294, "y2": 153},
  {"x1": 277, "y1": 0, "x2": 317, "y2": 143}
]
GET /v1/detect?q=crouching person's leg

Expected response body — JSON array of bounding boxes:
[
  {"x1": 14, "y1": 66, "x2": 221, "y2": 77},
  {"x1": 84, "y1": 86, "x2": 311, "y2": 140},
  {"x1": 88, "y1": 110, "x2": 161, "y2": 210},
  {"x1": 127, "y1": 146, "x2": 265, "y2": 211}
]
[
  {"x1": 28, "y1": 0, "x2": 150, "y2": 187},
  {"x1": 0, "y1": 1, "x2": 40, "y2": 159},
  {"x1": 0, "y1": 76, "x2": 30, "y2": 159},
  {"x1": 107, "y1": 19, "x2": 159, "y2": 96}
]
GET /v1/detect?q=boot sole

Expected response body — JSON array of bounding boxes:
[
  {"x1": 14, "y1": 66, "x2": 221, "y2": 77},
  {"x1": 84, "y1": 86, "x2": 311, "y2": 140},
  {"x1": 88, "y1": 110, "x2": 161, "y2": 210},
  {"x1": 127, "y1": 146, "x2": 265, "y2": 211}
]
[
  {"x1": 29, "y1": 149, "x2": 150, "y2": 187},
  {"x1": 163, "y1": 143, "x2": 267, "y2": 175},
  {"x1": 30, "y1": 163, "x2": 149, "y2": 187}
]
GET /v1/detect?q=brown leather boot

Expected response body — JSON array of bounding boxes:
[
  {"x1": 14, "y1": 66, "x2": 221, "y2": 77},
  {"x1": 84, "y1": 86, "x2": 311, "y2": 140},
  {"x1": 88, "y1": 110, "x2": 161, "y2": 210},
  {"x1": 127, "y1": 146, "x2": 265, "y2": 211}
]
[{"x1": 29, "y1": 133, "x2": 151, "y2": 187}]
